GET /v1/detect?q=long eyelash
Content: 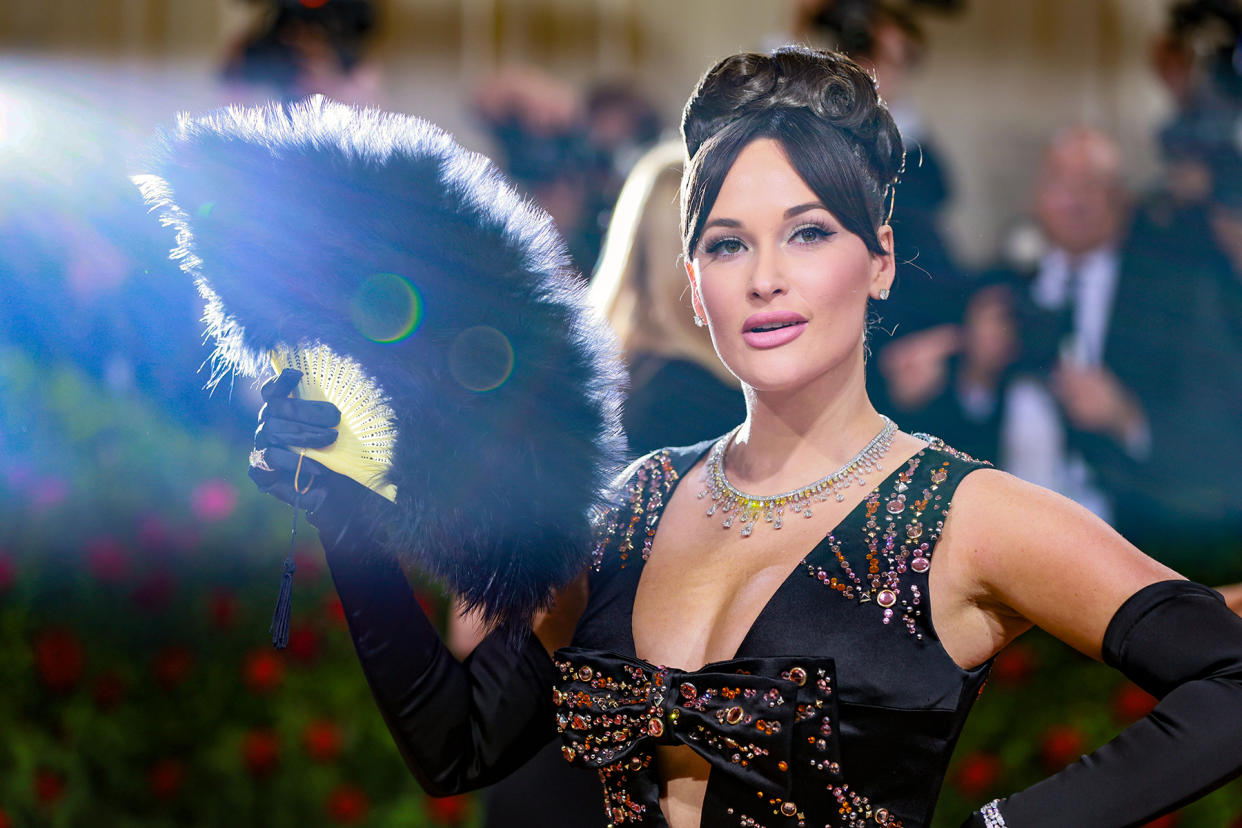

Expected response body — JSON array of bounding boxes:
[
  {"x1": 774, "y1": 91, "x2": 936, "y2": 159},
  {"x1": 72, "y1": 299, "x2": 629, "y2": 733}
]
[
  {"x1": 792, "y1": 220, "x2": 834, "y2": 240},
  {"x1": 704, "y1": 236, "x2": 744, "y2": 255}
]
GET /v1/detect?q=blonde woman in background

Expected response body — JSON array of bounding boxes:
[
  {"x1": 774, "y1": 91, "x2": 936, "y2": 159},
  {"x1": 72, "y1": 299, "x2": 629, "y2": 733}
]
[
  {"x1": 451, "y1": 140, "x2": 744, "y2": 827},
  {"x1": 589, "y1": 140, "x2": 745, "y2": 457}
]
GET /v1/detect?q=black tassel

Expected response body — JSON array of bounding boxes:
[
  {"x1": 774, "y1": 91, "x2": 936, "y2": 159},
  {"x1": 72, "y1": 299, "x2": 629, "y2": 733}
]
[{"x1": 270, "y1": 492, "x2": 300, "y2": 649}]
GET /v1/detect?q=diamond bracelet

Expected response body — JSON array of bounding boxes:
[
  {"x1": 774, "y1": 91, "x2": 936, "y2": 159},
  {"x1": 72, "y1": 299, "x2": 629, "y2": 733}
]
[{"x1": 981, "y1": 799, "x2": 1007, "y2": 828}]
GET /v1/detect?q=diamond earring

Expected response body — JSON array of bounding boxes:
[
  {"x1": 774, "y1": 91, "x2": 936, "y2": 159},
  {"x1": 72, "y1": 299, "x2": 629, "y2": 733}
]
[
  {"x1": 878, "y1": 288, "x2": 890, "y2": 301},
  {"x1": 693, "y1": 313, "x2": 705, "y2": 327}
]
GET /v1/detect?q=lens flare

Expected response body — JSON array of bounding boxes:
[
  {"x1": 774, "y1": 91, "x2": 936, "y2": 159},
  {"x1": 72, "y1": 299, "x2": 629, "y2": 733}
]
[
  {"x1": 448, "y1": 326, "x2": 515, "y2": 393},
  {"x1": 349, "y1": 273, "x2": 422, "y2": 343}
]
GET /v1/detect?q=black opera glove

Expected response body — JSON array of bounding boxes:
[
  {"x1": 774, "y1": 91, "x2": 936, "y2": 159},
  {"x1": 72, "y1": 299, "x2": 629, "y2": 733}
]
[
  {"x1": 247, "y1": 367, "x2": 366, "y2": 531},
  {"x1": 323, "y1": 516, "x2": 560, "y2": 796},
  {"x1": 252, "y1": 370, "x2": 560, "y2": 793},
  {"x1": 962, "y1": 580, "x2": 1242, "y2": 828}
]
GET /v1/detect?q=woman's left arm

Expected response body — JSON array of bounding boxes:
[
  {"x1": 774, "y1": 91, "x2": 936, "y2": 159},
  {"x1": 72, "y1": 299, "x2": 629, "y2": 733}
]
[{"x1": 942, "y1": 469, "x2": 1242, "y2": 828}]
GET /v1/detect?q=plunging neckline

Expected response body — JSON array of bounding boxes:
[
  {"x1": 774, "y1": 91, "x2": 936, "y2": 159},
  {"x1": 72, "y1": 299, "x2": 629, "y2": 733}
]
[{"x1": 625, "y1": 436, "x2": 931, "y2": 669}]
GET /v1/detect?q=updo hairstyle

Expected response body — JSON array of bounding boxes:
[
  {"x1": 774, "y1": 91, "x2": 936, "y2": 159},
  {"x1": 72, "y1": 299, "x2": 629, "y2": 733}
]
[{"x1": 680, "y1": 46, "x2": 904, "y2": 260}]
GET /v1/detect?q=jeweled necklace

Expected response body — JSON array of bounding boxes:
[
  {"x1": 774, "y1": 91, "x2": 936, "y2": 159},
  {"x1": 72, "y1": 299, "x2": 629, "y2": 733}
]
[{"x1": 699, "y1": 416, "x2": 898, "y2": 537}]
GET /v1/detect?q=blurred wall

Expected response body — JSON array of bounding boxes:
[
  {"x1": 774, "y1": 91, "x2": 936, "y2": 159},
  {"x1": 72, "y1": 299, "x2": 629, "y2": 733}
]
[{"x1": 0, "y1": 0, "x2": 1172, "y2": 266}]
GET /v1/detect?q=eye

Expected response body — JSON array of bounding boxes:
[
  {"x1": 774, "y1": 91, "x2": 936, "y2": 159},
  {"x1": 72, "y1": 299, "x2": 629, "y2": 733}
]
[
  {"x1": 791, "y1": 223, "x2": 833, "y2": 245},
  {"x1": 704, "y1": 236, "x2": 745, "y2": 257}
]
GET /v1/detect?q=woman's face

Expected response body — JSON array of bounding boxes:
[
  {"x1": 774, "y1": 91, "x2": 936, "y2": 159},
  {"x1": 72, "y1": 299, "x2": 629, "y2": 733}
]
[{"x1": 688, "y1": 138, "x2": 893, "y2": 394}]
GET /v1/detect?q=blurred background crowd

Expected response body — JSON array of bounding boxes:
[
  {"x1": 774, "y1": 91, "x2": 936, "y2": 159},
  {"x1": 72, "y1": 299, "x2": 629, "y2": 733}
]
[{"x1": 2, "y1": 0, "x2": 1242, "y2": 826}]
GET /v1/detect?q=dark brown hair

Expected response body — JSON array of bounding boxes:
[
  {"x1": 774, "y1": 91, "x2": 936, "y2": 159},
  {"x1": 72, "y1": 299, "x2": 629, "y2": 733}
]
[{"x1": 680, "y1": 46, "x2": 904, "y2": 258}]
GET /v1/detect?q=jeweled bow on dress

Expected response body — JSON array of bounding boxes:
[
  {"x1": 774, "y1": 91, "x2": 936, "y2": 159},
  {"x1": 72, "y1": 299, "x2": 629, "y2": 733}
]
[{"x1": 552, "y1": 648, "x2": 842, "y2": 799}]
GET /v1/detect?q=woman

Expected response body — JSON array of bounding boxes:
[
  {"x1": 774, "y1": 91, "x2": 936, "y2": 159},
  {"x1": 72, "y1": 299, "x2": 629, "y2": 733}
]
[
  {"x1": 588, "y1": 139, "x2": 746, "y2": 457},
  {"x1": 252, "y1": 47, "x2": 1242, "y2": 827}
]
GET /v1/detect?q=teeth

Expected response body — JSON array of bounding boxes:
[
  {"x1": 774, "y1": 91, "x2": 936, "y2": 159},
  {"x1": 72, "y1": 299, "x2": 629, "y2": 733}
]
[{"x1": 752, "y1": 322, "x2": 795, "y2": 332}]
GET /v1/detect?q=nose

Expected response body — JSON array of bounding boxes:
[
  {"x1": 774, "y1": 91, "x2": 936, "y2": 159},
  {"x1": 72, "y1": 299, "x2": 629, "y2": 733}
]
[{"x1": 748, "y1": 246, "x2": 787, "y2": 301}]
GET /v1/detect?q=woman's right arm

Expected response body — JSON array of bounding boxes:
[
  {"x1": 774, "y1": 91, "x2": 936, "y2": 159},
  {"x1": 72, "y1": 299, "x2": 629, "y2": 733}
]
[
  {"x1": 250, "y1": 369, "x2": 575, "y2": 796},
  {"x1": 315, "y1": 494, "x2": 569, "y2": 795}
]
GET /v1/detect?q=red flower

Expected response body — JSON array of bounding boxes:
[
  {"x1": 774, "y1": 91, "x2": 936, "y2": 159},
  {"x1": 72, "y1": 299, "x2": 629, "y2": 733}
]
[
  {"x1": 241, "y1": 729, "x2": 281, "y2": 777},
  {"x1": 191, "y1": 478, "x2": 239, "y2": 522},
  {"x1": 153, "y1": 645, "x2": 195, "y2": 691},
  {"x1": 86, "y1": 537, "x2": 130, "y2": 584},
  {"x1": 244, "y1": 649, "x2": 285, "y2": 695},
  {"x1": 33, "y1": 768, "x2": 66, "y2": 805},
  {"x1": 415, "y1": 590, "x2": 439, "y2": 620},
  {"x1": 425, "y1": 793, "x2": 471, "y2": 825},
  {"x1": 293, "y1": 545, "x2": 323, "y2": 584},
  {"x1": 0, "y1": 550, "x2": 15, "y2": 593},
  {"x1": 131, "y1": 569, "x2": 177, "y2": 612},
  {"x1": 147, "y1": 758, "x2": 185, "y2": 800},
  {"x1": 137, "y1": 514, "x2": 172, "y2": 551},
  {"x1": 991, "y1": 641, "x2": 1036, "y2": 687},
  {"x1": 208, "y1": 589, "x2": 239, "y2": 631},
  {"x1": 325, "y1": 596, "x2": 347, "y2": 628},
  {"x1": 91, "y1": 671, "x2": 128, "y2": 711},
  {"x1": 1039, "y1": 724, "x2": 1086, "y2": 772},
  {"x1": 33, "y1": 628, "x2": 85, "y2": 693},
  {"x1": 32, "y1": 476, "x2": 68, "y2": 509},
  {"x1": 287, "y1": 625, "x2": 322, "y2": 665},
  {"x1": 326, "y1": 783, "x2": 370, "y2": 824},
  {"x1": 1143, "y1": 813, "x2": 1181, "y2": 827},
  {"x1": 951, "y1": 752, "x2": 1001, "y2": 799},
  {"x1": 1112, "y1": 682, "x2": 1157, "y2": 724},
  {"x1": 302, "y1": 719, "x2": 344, "y2": 763}
]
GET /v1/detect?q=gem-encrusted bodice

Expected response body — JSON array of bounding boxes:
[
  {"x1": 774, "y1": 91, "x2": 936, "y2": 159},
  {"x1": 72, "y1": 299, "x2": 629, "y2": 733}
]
[{"x1": 558, "y1": 435, "x2": 992, "y2": 828}]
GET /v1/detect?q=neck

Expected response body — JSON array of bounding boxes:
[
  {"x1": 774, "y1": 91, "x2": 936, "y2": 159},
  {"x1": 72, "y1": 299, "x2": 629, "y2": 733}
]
[{"x1": 728, "y1": 350, "x2": 885, "y2": 491}]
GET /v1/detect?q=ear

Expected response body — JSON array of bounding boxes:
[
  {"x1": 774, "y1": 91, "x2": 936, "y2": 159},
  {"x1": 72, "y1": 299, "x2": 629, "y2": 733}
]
[
  {"x1": 686, "y1": 258, "x2": 706, "y2": 320},
  {"x1": 869, "y1": 224, "x2": 897, "y2": 299}
]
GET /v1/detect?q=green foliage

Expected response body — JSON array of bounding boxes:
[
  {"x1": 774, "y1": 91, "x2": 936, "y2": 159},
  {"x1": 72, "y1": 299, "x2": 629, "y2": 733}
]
[
  {"x1": 3, "y1": 347, "x2": 1240, "y2": 827},
  {"x1": 0, "y1": 349, "x2": 476, "y2": 828},
  {"x1": 935, "y1": 629, "x2": 1242, "y2": 827}
]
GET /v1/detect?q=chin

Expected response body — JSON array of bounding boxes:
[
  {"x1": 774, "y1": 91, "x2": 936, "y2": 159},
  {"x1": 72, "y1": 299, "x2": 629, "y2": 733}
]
[
  {"x1": 732, "y1": 364, "x2": 827, "y2": 395},
  {"x1": 727, "y1": 347, "x2": 861, "y2": 397}
]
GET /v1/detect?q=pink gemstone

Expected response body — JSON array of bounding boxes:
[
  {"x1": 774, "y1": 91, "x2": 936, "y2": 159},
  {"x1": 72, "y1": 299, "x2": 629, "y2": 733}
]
[
  {"x1": 886, "y1": 498, "x2": 905, "y2": 514},
  {"x1": 911, "y1": 556, "x2": 930, "y2": 573},
  {"x1": 877, "y1": 589, "x2": 897, "y2": 608}
]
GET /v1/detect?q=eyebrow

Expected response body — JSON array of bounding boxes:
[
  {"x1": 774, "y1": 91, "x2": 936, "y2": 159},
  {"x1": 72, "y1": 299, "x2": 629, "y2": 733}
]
[
  {"x1": 702, "y1": 202, "x2": 826, "y2": 232},
  {"x1": 784, "y1": 202, "x2": 825, "y2": 219}
]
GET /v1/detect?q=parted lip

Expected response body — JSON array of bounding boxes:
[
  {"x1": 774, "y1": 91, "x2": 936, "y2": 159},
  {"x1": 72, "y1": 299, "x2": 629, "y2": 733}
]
[{"x1": 742, "y1": 311, "x2": 808, "y2": 333}]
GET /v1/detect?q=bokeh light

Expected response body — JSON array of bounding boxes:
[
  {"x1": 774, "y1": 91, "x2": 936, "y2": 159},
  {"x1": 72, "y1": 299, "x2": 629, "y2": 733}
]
[
  {"x1": 348, "y1": 272, "x2": 422, "y2": 343},
  {"x1": 448, "y1": 326, "x2": 515, "y2": 392}
]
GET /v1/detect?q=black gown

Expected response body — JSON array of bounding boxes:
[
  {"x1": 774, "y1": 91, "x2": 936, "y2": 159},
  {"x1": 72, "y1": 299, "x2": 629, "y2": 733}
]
[
  {"x1": 554, "y1": 436, "x2": 992, "y2": 827},
  {"x1": 318, "y1": 432, "x2": 1242, "y2": 828}
]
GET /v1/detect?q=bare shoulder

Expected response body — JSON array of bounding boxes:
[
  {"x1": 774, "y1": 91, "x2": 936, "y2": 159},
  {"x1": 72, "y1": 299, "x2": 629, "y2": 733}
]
[{"x1": 940, "y1": 467, "x2": 1182, "y2": 660}]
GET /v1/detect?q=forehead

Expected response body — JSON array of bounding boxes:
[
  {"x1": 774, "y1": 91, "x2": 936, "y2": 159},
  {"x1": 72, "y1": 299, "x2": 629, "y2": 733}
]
[{"x1": 709, "y1": 138, "x2": 820, "y2": 214}]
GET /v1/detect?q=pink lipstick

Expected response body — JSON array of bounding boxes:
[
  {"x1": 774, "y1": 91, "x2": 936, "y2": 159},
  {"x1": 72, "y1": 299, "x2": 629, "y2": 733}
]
[{"x1": 741, "y1": 311, "x2": 808, "y2": 349}]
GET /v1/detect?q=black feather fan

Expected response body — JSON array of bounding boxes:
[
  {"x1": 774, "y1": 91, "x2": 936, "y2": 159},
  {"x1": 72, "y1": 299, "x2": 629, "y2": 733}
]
[{"x1": 134, "y1": 96, "x2": 627, "y2": 628}]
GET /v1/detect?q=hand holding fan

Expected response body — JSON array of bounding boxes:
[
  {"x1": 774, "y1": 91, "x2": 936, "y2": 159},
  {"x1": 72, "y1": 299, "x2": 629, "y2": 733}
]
[
  {"x1": 134, "y1": 96, "x2": 626, "y2": 634},
  {"x1": 269, "y1": 343, "x2": 398, "y2": 503}
]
